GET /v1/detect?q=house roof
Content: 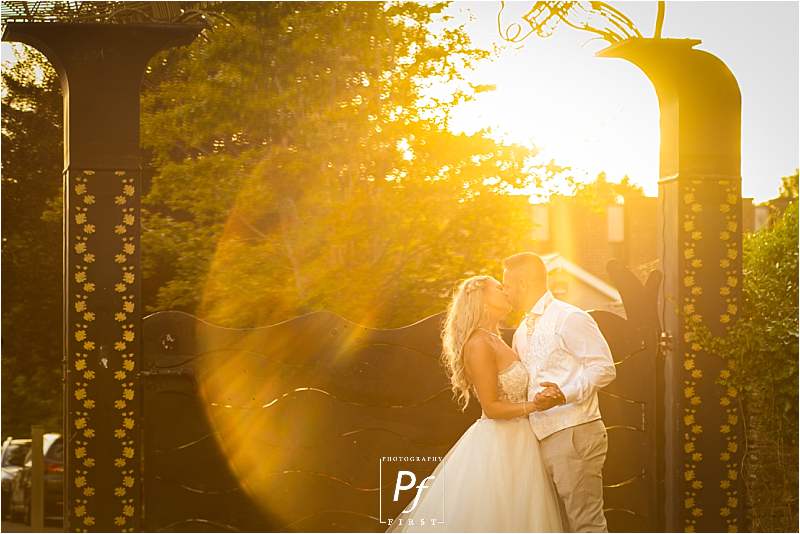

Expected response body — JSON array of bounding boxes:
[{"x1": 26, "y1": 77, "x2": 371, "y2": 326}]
[{"x1": 540, "y1": 253, "x2": 622, "y2": 302}]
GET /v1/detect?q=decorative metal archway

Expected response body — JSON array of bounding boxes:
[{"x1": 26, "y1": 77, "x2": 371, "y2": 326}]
[{"x1": 3, "y1": 2, "x2": 745, "y2": 532}]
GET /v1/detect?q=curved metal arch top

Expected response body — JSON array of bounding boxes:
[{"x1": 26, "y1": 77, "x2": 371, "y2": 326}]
[
  {"x1": 597, "y1": 37, "x2": 742, "y2": 180},
  {"x1": 2, "y1": 22, "x2": 202, "y2": 168}
]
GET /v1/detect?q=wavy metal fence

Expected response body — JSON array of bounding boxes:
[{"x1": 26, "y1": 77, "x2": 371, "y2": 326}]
[{"x1": 141, "y1": 263, "x2": 662, "y2": 532}]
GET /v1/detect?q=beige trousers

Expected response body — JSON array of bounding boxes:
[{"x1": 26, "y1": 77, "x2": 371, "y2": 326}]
[{"x1": 539, "y1": 419, "x2": 608, "y2": 533}]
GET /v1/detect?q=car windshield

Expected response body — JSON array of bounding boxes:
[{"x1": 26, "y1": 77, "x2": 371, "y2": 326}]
[
  {"x1": 46, "y1": 439, "x2": 63, "y2": 461},
  {"x1": 2, "y1": 443, "x2": 30, "y2": 467}
]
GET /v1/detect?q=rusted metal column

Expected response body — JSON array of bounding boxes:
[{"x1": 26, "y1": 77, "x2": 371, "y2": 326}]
[
  {"x1": 1, "y1": 22, "x2": 201, "y2": 532},
  {"x1": 598, "y1": 38, "x2": 744, "y2": 532}
]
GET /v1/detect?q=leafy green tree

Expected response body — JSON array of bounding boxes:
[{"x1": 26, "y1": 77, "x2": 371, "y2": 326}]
[
  {"x1": 1, "y1": 46, "x2": 63, "y2": 438},
  {"x1": 568, "y1": 171, "x2": 644, "y2": 210},
  {"x1": 695, "y1": 199, "x2": 798, "y2": 531},
  {"x1": 140, "y1": 1, "x2": 542, "y2": 327},
  {"x1": 778, "y1": 169, "x2": 798, "y2": 200}
]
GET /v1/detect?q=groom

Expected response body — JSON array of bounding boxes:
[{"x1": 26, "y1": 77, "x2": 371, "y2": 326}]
[{"x1": 502, "y1": 252, "x2": 617, "y2": 533}]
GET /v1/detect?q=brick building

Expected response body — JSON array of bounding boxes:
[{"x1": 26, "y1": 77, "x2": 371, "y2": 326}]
[{"x1": 528, "y1": 194, "x2": 762, "y2": 285}]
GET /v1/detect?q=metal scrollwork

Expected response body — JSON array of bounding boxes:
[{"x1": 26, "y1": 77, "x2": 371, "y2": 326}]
[{"x1": 498, "y1": 1, "x2": 644, "y2": 46}]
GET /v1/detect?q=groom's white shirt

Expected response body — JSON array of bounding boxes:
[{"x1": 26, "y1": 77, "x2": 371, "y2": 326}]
[{"x1": 512, "y1": 290, "x2": 616, "y2": 440}]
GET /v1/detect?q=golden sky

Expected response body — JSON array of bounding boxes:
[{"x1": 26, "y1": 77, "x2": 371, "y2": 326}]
[{"x1": 444, "y1": 1, "x2": 799, "y2": 202}]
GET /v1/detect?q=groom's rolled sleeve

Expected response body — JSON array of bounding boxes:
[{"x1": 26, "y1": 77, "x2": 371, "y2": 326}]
[{"x1": 557, "y1": 311, "x2": 616, "y2": 405}]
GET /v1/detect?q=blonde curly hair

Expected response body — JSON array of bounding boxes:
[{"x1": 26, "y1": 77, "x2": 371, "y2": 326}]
[{"x1": 441, "y1": 275, "x2": 493, "y2": 411}]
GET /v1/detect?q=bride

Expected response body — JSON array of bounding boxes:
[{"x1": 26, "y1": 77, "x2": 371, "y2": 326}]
[{"x1": 386, "y1": 275, "x2": 564, "y2": 532}]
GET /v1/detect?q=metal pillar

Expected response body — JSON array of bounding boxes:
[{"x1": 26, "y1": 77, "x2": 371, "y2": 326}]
[
  {"x1": 598, "y1": 38, "x2": 744, "y2": 532},
  {"x1": 30, "y1": 425, "x2": 44, "y2": 530},
  {"x1": 1, "y1": 22, "x2": 202, "y2": 532}
]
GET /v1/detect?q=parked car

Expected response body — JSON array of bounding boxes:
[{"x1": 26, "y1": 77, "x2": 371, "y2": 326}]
[
  {"x1": 2, "y1": 437, "x2": 32, "y2": 519},
  {"x1": 9, "y1": 433, "x2": 62, "y2": 525}
]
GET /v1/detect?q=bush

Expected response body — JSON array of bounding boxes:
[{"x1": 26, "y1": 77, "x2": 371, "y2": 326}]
[{"x1": 698, "y1": 199, "x2": 798, "y2": 531}]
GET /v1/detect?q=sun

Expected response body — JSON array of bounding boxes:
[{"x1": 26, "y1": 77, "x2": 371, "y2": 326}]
[{"x1": 429, "y1": 2, "x2": 662, "y2": 199}]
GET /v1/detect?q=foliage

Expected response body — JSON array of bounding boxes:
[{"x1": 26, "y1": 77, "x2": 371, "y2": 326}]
[
  {"x1": 1, "y1": 46, "x2": 63, "y2": 438},
  {"x1": 778, "y1": 169, "x2": 798, "y2": 200},
  {"x1": 694, "y1": 199, "x2": 798, "y2": 531},
  {"x1": 140, "y1": 1, "x2": 542, "y2": 328},
  {"x1": 567, "y1": 170, "x2": 644, "y2": 212}
]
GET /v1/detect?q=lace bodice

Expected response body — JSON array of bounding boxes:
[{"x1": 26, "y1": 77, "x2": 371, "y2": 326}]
[
  {"x1": 495, "y1": 360, "x2": 529, "y2": 403},
  {"x1": 472, "y1": 359, "x2": 530, "y2": 418}
]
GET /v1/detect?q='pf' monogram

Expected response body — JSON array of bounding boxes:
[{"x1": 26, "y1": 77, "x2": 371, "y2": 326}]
[{"x1": 393, "y1": 471, "x2": 435, "y2": 513}]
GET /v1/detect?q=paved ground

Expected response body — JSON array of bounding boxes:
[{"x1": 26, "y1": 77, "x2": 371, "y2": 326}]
[{"x1": 1, "y1": 520, "x2": 62, "y2": 532}]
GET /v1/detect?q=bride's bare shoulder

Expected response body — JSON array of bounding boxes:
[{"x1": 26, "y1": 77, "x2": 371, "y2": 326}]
[{"x1": 462, "y1": 333, "x2": 494, "y2": 364}]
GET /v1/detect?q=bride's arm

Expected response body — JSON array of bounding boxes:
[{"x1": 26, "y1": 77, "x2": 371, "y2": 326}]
[{"x1": 463, "y1": 338, "x2": 538, "y2": 420}]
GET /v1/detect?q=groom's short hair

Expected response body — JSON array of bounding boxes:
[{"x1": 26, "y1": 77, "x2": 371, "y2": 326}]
[{"x1": 503, "y1": 252, "x2": 547, "y2": 282}]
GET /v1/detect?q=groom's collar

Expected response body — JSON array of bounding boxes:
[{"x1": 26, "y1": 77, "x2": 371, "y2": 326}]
[{"x1": 526, "y1": 290, "x2": 554, "y2": 317}]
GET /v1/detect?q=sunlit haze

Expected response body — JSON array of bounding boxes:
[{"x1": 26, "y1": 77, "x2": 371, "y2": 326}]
[{"x1": 443, "y1": 1, "x2": 799, "y2": 202}]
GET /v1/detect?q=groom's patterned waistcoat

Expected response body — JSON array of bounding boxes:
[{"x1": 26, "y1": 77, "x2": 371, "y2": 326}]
[{"x1": 513, "y1": 290, "x2": 617, "y2": 440}]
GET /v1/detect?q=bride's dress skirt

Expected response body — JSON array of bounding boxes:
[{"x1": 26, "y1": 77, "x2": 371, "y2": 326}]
[{"x1": 387, "y1": 415, "x2": 564, "y2": 532}]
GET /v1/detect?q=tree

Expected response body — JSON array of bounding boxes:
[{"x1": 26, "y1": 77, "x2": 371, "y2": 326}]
[
  {"x1": 694, "y1": 199, "x2": 798, "y2": 531},
  {"x1": 139, "y1": 1, "x2": 542, "y2": 327},
  {"x1": 778, "y1": 169, "x2": 798, "y2": 200},
  {"x1": 566, "y1": 171, "x2": 645, "y2": 211},
  {"x1": 1, "y1": 46, "x2": 64, "y2": 438}
]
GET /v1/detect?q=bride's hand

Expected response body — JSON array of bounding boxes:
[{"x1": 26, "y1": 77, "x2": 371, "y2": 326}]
[{"x1": 530, "y1": 394, "x2": 558, "y2": 412}]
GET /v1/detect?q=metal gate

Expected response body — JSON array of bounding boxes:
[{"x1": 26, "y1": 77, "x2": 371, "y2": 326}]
[{"x1": 141, "y1": 262, "x2": 662, "y2": 532}]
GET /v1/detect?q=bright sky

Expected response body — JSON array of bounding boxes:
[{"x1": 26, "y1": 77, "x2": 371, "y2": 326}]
[{"x1": 446, "y1": 1, "x2": 799, "y2": 202}]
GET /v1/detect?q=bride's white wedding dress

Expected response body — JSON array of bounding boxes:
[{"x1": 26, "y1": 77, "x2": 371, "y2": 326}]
[{"x1": 386, "y1": 360, "x2": 564, "y2": 532}]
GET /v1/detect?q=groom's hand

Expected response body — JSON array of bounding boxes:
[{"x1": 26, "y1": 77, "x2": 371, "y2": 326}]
[
  {"x1": 531, "y1": 394, "x2": 558, "y2": 412},
  {"x1": 534, "y1": 382, "x2": 566, "y2": 410},
  {"x1": 532, "y1": 393, "x2": 560, "y2": 411}
]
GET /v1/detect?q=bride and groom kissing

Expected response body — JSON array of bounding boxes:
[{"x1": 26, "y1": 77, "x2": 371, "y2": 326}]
[{"x1": 387, "y1": 252, "x2": 617, "y2": 533}]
